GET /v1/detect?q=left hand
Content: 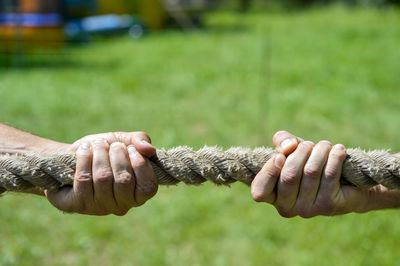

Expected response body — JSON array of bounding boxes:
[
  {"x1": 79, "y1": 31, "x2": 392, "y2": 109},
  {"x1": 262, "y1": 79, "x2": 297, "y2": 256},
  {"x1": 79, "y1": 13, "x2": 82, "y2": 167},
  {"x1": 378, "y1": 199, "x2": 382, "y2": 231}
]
[
  {"x1": 45, "y1": 131, "x2": 158, "y2": 216},
  {"x1": 70, "y1": 131, "x2": 156, "y2": 158}
]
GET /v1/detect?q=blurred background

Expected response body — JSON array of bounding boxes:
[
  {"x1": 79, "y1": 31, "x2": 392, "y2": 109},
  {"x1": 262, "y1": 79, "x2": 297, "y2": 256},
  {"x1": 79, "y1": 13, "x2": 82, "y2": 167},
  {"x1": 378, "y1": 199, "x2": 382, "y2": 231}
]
[{"x1": 1, "y1": 0, "x2": 400, "y2": 265}]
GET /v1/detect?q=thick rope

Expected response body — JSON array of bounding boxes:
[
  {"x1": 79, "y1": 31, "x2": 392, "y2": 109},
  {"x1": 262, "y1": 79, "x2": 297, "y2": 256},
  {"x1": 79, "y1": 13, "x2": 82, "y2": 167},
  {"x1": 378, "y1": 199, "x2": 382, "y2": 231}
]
[{"x1": 0, "y1": 146, "x2": 400, "y2": 193}]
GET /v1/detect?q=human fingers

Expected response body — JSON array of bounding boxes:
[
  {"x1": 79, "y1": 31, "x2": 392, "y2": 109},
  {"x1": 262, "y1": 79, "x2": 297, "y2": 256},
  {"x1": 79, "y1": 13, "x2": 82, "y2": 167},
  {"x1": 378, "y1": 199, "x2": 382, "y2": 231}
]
[
  {"x1": 314, "y1": 144, "x2": 347, "y2": 215},
  {"x1": 72, "y1": 142, "x2": 96, "y2": 214},
  {"x1": 45, "y1": 186, "x2": 75, "y2": 213},
  {"x1": 273, "y1": 130, "x2": 304, "y2": 156},
  {"x1": 72, "y1": 131, "x2": 156, "y2": 158},
  {"x1": 107, "y1": 131, "x2": 155, "y2": 157},
  {"x1": 92, "y1": 139, "x2": 119, "y2": 214},
  {"x1": 294, "y1": 141, "x2": 332, "y2": 218},
  {"x1": 109, "y1": 143, "x2": 136, "y2": 215},
  {"x1": 251, "y1": 153, "x2": 286, "y2": 204},
  {"x1": 130, "y1": 132, "x2": 156, "y2": 158},
  {"x1": 128, "y1": 145, "x2": 158, "y2": 206},
  {"x1": 274, "y1": 141, "x2": 314, "y2": 218},
  {"x1": 46, "y1": 142, "x2": 95, "y2": 214},
  {"x1": 71, "y1": 133, "x2": 113, "y2": 152}
]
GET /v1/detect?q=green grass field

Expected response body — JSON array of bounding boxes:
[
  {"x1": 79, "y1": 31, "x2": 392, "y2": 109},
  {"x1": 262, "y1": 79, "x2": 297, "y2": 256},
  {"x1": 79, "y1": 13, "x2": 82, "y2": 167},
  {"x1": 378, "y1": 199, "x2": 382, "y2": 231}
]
[{"x1": 1, "y1": 5, "x2": 400, "y2": 266}]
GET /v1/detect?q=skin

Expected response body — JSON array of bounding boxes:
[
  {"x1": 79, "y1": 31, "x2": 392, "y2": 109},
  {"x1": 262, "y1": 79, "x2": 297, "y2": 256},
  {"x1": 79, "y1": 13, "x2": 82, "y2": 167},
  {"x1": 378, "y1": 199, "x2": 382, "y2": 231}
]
[
  {"x1": 251, "y1": 130, "x2": 400, "y2": 218},
  {"x1": 0, "y1": 123, "x2": 158, "y2": 216}
]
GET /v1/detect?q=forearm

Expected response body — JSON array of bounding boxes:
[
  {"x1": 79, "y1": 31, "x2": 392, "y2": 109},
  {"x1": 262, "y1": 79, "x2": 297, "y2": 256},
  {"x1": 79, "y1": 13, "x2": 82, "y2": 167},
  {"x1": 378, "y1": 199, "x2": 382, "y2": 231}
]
[
  {"x1": 0, "y1": 123, "x2": 71, "y2": 154},
  {"x1": 0, "y1": 123, "x2": 72, "y2": 196},
  {"x1": 364, "y1": 185, "x2": 400, "y2": 212}
]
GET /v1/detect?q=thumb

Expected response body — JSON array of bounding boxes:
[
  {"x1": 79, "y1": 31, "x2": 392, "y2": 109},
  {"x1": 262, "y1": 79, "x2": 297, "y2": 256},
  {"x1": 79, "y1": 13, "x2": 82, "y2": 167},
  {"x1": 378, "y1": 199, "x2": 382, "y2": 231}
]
[
  {"x1": 251, "y1": 153, "x2": 286, "y2": 203},
  {"x1": 45, "y1": 187, "x2": 76, "y2": 213},
  {"x1": 272, "y1": 130, "x2": 302, "y2": 156},
  {"x1": 132, "y1": 137, "x2": 156, "y2": 158}
]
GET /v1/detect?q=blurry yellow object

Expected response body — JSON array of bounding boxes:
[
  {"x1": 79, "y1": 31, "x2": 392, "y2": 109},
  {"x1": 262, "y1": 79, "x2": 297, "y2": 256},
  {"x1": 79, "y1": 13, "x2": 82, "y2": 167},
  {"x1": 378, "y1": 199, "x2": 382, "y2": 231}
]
[
  {"x1": 97, "y1": 0, "x2": 128, "y2": 14},
  {"x1": 0, "y1": 25, "x2": 16, "y2": 53},
  {"x1": 138, "y1": 0, "x2": 166, "y2": 30},
  {"x1": 0, "y1": 26, "x2": 63, "y2": 54},
  {"x1": 96, "y1": 0, "x2": 167, "y2": 30}
]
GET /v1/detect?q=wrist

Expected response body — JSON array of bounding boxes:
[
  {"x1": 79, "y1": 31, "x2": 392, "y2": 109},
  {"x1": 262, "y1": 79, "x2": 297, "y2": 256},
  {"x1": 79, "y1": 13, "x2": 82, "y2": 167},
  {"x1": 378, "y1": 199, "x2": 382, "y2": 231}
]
[
  {"x1": 38, "y1": 140, "x2": 72, "y2": 154},
  {"x1": 363, "y1": 185, "x2": 400, "y2": 212}
]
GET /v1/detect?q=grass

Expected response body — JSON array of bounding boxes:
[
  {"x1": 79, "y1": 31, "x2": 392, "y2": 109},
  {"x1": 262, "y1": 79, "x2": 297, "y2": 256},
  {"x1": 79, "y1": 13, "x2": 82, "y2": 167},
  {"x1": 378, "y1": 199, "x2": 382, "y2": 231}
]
[{"x1": 1, "y1": 5, "x2": 400, "y2": 266}]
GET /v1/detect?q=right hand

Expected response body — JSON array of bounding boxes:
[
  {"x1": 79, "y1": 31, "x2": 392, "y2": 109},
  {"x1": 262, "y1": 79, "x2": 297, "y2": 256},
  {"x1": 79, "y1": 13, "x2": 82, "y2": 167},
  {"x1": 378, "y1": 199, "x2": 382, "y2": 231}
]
[{"x1": 45, "y1": 131, "x2": 158, "y2": 216}]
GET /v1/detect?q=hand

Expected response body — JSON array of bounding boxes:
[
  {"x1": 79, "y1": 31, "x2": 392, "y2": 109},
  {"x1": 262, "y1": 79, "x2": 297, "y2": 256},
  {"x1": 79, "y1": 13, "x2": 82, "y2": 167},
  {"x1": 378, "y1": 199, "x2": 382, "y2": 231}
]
[
  {"x1": 70, "y1": 131, "x2": 156, "y2": 157},
  {"x1": 251, "y1": 130, "x2": 372, "y2": 218},
  {"x1": 45, "y1": 132, "x2": 158, "y2": 216}
]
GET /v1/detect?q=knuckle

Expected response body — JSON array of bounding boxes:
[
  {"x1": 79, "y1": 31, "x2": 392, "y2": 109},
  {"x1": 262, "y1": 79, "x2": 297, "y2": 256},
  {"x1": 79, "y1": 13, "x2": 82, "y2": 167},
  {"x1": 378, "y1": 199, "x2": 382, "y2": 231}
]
[
  {"x1": 300, "y1": 212, "x2": 315, "y2": 219},
  {"x1": 94, "y1": 168, "x2": 113, "y2": 182},
  {"x1": 304, "y1": 165, "x2": 320, "y2": 179},
  {"x1": 280, "y1": 169, "x2": 299, "y2": 186},
  {"x1": 276, "y1": 206, "x2": 295, "y2": 218},
  {"x1": 75, "y1": 171, "x2": 92, "y2": 181},
  {"x1": 115, "y1": 170, "x2": 133, "y2": 185},
  {"x1": 114, "y1": 209, "x2": 129, "y2": 216},
  {"x1": 251, "y1": 190, "x2": 267, "y2": 203},
  {"x1": 324, "y1": 167, "x2": 339, "y2": 179},
  {"x1": 137, "y1": 181, "x2": 158, "y2": 199}
]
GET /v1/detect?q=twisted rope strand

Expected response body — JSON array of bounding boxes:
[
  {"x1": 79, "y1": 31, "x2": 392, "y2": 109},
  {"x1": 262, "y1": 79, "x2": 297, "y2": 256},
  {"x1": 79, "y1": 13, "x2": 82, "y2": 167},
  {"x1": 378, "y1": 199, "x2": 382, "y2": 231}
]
[{"x1": 0, "y1": 146, "x2": 399, "y2": 193}]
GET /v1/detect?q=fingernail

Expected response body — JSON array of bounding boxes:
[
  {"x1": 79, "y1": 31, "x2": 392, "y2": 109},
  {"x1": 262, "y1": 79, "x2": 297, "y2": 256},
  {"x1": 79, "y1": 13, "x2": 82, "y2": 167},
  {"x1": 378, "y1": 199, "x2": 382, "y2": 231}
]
[
  {"x1": 303, "y1": 141, "x2": 315, "y2": 146},
  {"x1": 140, "y1": 139, "x2": 152, "y2": 146},
  {"x1": 281, "y1": 138, "x2": 296, "y2": 149},
  {"x1": 128, "y1": 146, "x2": 138, "y2": 157},
  {"x1": 334, "y1": 144, "x2": 346, "y2": 150},
  {"x1": 274, "y1": 154, "x2": 285, "y2": 168}
]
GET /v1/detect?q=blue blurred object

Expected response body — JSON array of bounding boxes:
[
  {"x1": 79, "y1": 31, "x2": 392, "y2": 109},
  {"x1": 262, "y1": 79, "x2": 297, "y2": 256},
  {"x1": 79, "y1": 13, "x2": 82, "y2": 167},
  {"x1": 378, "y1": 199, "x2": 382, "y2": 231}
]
[
  {"x1": 65, "y1": 14, "x2": 145, "y2": 42},
  {"x1": 20, "y1": 13, "x2": 62, "y2": 27},
  {"x1": 0, "y1": 13, "x2": 62, "y2": 26},
  {"x1": 0, "y1": 12, "x2": 19, "y2": 25}
]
